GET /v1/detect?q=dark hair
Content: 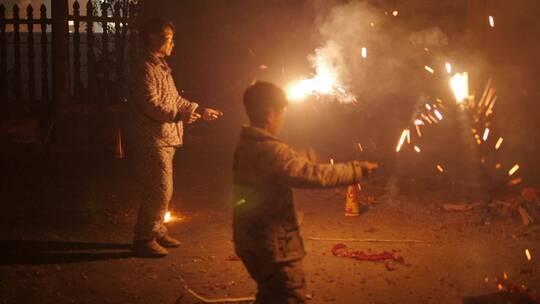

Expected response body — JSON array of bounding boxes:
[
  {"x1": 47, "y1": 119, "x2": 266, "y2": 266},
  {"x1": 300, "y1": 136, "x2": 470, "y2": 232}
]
[
  {"x1": 243, "y1": 82, "x2": 288, "y2": 125},
  {"x1": 140, "y1": 18, "x2": 175, "y2": 44}
]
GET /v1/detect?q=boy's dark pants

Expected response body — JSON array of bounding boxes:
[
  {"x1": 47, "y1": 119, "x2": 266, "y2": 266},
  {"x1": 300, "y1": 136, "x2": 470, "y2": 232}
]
[{"x1": 238, "y1": 250, "x2": 306, "y2": 303}]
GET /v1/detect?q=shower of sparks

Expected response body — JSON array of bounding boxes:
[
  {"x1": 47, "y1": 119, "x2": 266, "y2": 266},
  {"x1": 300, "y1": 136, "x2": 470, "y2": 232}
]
[
  {"x1": 414, "y1": 119, "x2": 424, "y2": 126},
  {"x1": 361, "y1": 47, "x2": 367, "y2": 58},
  {"x1": 424, "y1": 66, "x2": 435, "y2": 74},
  {"x1": 396, "y1": 129, "x2": 409, "y2": 152},
  {"x1": 450, "y1": 72, "x2": 469, "y2": 103},
  {"x1": 525, "y1": 249, "x2": 532, "y2": 261},
  {"x1": 483, "y1": 128, "x2": 490, "y2": 141},
  {"x1": 415, "y1": 125, "x2": 422, "y2": 137},
  {"x1": 508, "y1": 164, "x2": 520, "y2": 176},
  {"x1": 434, "y1": 109, "x2": 443, "y2": 120},
  {"x1": 495, "y1": 137, "x2": 503, "y2": 150},
  {"x1": 489, "y1": 16, "x2": 495, "y2": 28},
  {"x1": 445, "y1": 63, "x2": 452, "y2": 74}
]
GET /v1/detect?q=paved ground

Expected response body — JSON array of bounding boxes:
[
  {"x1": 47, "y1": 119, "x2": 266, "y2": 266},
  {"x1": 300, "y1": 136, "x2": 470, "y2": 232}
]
[{"x1": 0, "y1": 146, "x2": 538, "y2": 304}]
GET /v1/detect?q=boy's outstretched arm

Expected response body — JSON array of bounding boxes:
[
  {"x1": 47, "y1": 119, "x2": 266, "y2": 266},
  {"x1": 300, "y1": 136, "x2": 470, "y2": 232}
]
[{"x1": 259, "y1": 141, "x2": 377, "y2": 188}]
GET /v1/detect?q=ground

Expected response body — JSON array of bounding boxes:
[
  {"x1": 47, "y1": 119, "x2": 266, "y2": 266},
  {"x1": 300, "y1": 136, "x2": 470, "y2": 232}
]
[{"x1": 0, "y1": 144, "x2": 538, "y2": 304}]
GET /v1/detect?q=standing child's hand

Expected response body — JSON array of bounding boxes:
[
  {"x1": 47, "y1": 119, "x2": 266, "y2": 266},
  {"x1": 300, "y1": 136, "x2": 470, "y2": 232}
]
[{"x1": 360, "y1": 161, "x2": 378, "y2": 176}]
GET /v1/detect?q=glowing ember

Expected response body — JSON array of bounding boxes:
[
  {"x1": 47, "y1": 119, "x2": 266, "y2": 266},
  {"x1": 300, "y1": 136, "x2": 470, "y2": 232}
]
[
  {"x1": 424, "y1": 66, "x2": 435, "y2": 74},
  {"x1": 330, "y1": 158, "x2": 334, "y2": 165},
  {"x1": 450, "y1": 72, "x2": 469, "y2": 103},
  {"x1": 483, "y1": 128, "x2": 490, "y2": 141},
  {"x1": 392, "y1": 10, "x2": 399, "y2": 16},
  {"x1": 495, "y1": 163, "x2": 501, "y2": 169},
  {"x1": 434, "y1": 109, "x2": 443, "y2": 120},
  {"x1": 495, "y1": 137, "x2": 503, "y2": 150},
  {"x1": 425, "y1": 104, "x2": 432, "y2": 110},
  {"x1": 406, "y1": 129, "x2": 411, "y2": 143},
  {"x1": 525, "y1": 249, "x2": 532, "y2": 261},
  {"x1": 509, "y1": 177, "x2": 523, "y2": 185},
  {"x1": 445, "y1": 62, "x2": 452, "y2": 74},
  {"x1": 508, "y1": 164, "x2": 520, "y2": 176},
  {"x1": 414, "y1": 119, "x2": 424, "y2": 126},
  {"x1": 437, "y1": 165, "x2": 444, "y2": 172},
  {"x1": 361, "y1": 47, "x2": 367, "y2": 58},
  {"x1": 497, "y1": 283, "x2": 504, "y2": 291},
  {"x1": 356, "y1": 143, "x2": 364, "y2": 152},
  {"x1": 503, "y1": 272, "x2": 508, "y2": 280},
  {"x1": 414, "y1": 146, "x2": 421, "y2": 153},
  {"x1": 415, "y1": 125, "x2": 422, "y2": 137},
  {"x1": 396, "y1": 129, "x2": 408, "y2": 152},
  {"x1": 489, "y1": 16, "x2": 495, "y2": 28}
]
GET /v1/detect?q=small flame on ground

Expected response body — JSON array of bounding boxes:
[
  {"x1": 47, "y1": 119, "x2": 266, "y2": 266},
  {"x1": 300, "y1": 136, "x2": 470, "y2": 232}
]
[
  {"x1": 437, "y1": 165, "x2": 444, "y2": 172},
  {"x1": 483, "y1": 128, "x2": 490, "y2": 141},
  {"x1": 414, "y1": 146, "x2": 421, "y2": 153},
  {"x1": 424, "y1": 66, "x2": 435, "y2": 74},
  {"x1": 525, "y1": 249, "x2": 532, "y2": 261},
  {"x1": 508, "y1": 164, "x2": 520, "y2": 176},
  {"x1": 361, "y1": 47, "x2": 367, "y2": 58},
  {"x1": 495, "y1": 137, "x2": 503, "y2": 150},
  {"x1": 392, "y1": 10, "x2": 398, "y2": 16},
  {"x1": 445, "y1": 63, "x2": 452, "y2": 74},
  {"x1": 450, "y1": 72, "x2": 469, "y2": 103},
  {"x1": 164, "y1": 211, "x2": 172, "y2": 223},
  {"x1": 434, "y1": 109, "x2": 443, "y2": 120},
  {"x1": 489, "y1": 16, "x2": 495, "y2": 28},
  {"x1": 396, "y1": 129, "x2": 409, "y2": 152}
]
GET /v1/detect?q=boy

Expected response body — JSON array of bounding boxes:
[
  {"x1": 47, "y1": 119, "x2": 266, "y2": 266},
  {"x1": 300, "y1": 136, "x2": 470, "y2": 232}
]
[{"x1": 233, "y1": 82, "x2": 377, "y2": 303}]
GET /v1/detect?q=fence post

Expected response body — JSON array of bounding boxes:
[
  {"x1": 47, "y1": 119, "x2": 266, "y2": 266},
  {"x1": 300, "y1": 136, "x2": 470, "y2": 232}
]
[{"x1": 51, "y1": 0, "x2": 69, "y2": 142}]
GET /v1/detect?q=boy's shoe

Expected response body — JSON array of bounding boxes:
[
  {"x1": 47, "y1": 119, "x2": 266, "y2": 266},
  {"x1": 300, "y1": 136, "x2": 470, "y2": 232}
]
[
  {"x1": 133, "y1": 240, "x2": 168, "y2": 257},
  {"x1": 157, "y1": 235, "x2": 181, "y2": 248}
]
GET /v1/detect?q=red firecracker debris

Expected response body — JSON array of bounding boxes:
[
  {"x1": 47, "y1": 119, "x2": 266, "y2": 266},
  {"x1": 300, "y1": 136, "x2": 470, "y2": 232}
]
[
  {"x1": 225, "y1": 255, "x2": 240, "y2": 261},
  {"x1": 331, "y1": 243, "x2": 405, "y2": 264}
]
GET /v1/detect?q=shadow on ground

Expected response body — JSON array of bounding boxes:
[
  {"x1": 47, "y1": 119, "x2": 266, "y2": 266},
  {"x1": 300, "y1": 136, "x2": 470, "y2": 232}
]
[{"x1": 0, "y1": 240, "x2": 135, "y2": 265}]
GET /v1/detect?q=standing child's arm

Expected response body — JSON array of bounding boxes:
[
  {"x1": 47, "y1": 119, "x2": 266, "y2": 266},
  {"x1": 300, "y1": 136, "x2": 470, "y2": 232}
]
[{"x1": 259, "y1": 141, "x2": 377, "y2": 188}]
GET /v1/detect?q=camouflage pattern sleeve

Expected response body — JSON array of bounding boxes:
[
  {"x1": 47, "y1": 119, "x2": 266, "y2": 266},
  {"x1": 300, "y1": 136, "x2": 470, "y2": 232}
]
[
  {"x1": 259, "y1": 141, "x2": 365, "y2": 188},
  {"x1": 132, "y1": 62, "x2": 179, "y2": 123},
  {"x1": 177, "y1": 96, "x2": 198, "y2": 114}
]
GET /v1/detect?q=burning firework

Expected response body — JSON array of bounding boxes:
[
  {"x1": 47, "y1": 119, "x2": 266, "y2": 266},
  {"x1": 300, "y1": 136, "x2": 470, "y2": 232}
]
[{"x1": 450, "y1": 72, "x2": 469, "y2": 103}]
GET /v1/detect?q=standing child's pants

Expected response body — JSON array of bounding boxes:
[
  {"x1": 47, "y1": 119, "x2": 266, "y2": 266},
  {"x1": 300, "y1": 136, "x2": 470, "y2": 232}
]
[{"x1": 238, "y1": 250, "x2": 306, "y2": 304}]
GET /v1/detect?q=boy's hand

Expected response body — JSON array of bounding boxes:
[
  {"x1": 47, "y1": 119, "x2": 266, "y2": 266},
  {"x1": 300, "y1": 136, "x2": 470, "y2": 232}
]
[
  {"x1": 360, "y1": 161, "x2": 378, "y2": 176},
  {"x1": 202, "y1": 108, "x2": 224, "y2": 121}
]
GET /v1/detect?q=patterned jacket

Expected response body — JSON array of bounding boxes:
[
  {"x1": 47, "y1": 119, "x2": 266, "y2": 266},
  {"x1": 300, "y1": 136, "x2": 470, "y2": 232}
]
[
  {"x1": 233, "y1": 126, "x2": 366, "y2": 262},
  {"x1": 129, "y1": 52, "x2": 198, "y2": 147}
]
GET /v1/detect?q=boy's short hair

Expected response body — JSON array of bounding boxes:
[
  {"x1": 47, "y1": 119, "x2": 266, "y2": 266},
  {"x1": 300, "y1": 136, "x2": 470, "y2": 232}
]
[
  {"x1": 243, "y1": 82, "x2": 288, "y2": 124},
  {"x1": 140, "y1": 18, "x2": 175, "y2": 44}
]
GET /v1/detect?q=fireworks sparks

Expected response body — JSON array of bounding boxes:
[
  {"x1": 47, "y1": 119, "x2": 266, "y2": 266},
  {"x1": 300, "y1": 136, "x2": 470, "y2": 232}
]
[
  {"x1": 483, "y1": 128, "x2": 490, "y2": 141},
  {"x1": 508, "y1": 164, "x2": 520, "y2": 176},
  {"x1": 450, "y1": 72, "x2": 469, "y2": 103},
  {"x1": 361, "y1": 47, "x2": 367, "y2": 58},
  {"x1": 436, "y1": 165, "x2": 444, "y2": 172},
  {"x1": 330, "y1": 158, "x2": 334, "y2": 165},
  {"x1": 434, "y1": 109, "x2": 443, "y2": 121},
  {"x1": 495, "y1": 137, "x2": 503, "y2": 150},
  {"x1": 414, "y1": 146, "x2": 421, "y2": 153},
  {"x1": 489, "y1": 16, "x2": 495, "y2": 28},
  {"x1": 445, "y1": 62, "x2": 452, "y2": 74},
  {"x1": 392, "y1": 10, "x2": 399, "y2": 16},
  {"x1": 424, "y1": 66, "x2": 435, "y2": 74},
  {"x1": 396, "y1": 129, "x2": 409, "y2": 152},
  {"x1": 525, "y1": 249, "x2": 532, "y2": 261}
]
